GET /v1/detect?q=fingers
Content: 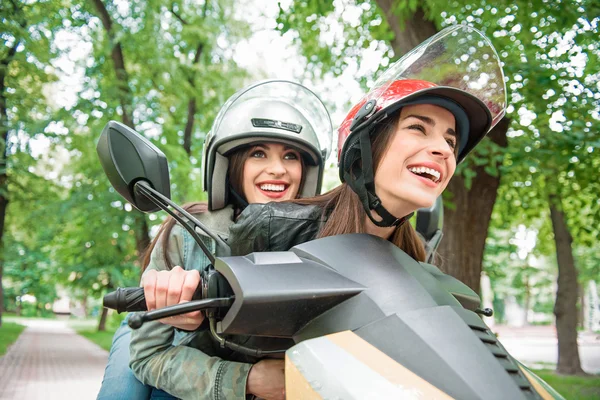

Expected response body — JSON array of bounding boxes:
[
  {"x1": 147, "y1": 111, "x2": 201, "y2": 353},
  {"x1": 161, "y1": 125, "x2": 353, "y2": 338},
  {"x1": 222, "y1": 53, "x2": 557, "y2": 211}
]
[
  {"x1": 166, "y1": 266, "x2": 186, "y2": 308},
  {"x1": 180, "y1": 270, "x2": 200, "y2": 303},
  {"x1": 144, "y1": 266, "x2": 204, "y2": 330},
  {"x1": 142, "y1": 269, "x2": 158, "y2": 311},
  {"x1": 154, "y1": 269, "x2": 172, "y2": 310}
]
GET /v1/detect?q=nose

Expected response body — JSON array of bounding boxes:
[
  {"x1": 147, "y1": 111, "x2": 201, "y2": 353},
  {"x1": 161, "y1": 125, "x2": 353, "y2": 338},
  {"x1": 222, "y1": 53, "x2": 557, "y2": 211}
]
[
  {"x1": 428, "y1": 135, "x2": 454, "y2": 159},
  {"x1": 265, "y1": 156, "x2": 287, "y2": 176}
]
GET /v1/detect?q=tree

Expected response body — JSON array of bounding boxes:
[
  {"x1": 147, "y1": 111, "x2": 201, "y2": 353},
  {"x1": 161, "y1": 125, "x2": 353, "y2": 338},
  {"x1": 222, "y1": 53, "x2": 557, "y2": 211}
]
[
  {"x1": 0, "y1": 0, "x2": 67, "y2": 326},
  {"x1": 277, "y1": 0, "x2": 599, "y2": 374},
  {"x1": 276, "y1": 0, "x2": 512, "y2": 293},
  {"x1": 51, "y1": 0, "x2": 250, "y2": 330}
]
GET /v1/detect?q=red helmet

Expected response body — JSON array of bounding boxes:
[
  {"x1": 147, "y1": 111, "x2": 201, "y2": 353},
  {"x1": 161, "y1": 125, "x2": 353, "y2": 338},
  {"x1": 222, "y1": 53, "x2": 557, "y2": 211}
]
[
  {"x1": 338, "y1": 80, "x2": 436, "y2": 158},
  {"x1": 338, "y1": 79, "x2": 499, "y2": 168},
  {"x1": 337, "y1": 25, "x2": 507, "y2": 228}
]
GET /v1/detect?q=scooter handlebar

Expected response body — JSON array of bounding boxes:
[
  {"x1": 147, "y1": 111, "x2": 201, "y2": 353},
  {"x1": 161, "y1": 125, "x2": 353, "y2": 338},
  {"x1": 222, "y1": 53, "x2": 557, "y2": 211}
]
[{"x1": 103, "y1": 287, "x2": 147, "y2": 313}]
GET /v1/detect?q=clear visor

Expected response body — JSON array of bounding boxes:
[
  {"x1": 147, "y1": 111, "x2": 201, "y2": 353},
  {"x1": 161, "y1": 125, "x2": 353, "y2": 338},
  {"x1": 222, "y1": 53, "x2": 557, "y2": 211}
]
[
  {"x1": 211, "y1": 80, "x2": 333, "y2": 159},
  {"x1": 369, "y1": 24, "x2": 507, "y2": 128}
]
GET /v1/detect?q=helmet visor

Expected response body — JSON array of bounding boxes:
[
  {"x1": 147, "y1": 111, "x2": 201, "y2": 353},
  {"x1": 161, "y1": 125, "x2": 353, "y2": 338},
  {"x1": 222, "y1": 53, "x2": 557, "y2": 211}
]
[{"x1": 366, "y1": 24, "x2": 507, "y2": 130}]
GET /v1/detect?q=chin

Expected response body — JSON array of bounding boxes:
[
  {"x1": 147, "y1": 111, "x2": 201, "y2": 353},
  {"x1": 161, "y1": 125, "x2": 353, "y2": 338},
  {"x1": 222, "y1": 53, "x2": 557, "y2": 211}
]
[{"x1": 401, "y1": 193, "x2": 438, "y2": 212}]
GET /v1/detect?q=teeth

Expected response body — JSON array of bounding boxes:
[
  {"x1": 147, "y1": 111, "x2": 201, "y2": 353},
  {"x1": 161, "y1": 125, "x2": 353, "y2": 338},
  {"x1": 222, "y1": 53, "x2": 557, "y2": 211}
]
[
  {"x1": 408, "y1": 166, "x2": 441, "y2": 182},
  {"x1": 260, "y1": 184, "x2": 286, "y2": 192}
]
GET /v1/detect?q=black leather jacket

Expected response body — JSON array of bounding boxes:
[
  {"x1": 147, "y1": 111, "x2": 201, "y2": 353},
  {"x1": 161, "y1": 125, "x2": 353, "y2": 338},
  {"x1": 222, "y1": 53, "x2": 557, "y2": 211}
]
[{"x1": 229, "y1": 202, "x2": 328, "y2": 256}]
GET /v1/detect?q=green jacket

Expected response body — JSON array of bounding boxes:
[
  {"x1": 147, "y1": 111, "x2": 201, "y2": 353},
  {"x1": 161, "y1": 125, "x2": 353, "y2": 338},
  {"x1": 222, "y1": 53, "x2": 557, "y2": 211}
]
[
  {"x1": 129, "y1": 206, "x2": 253, "y2": 400},
  {"x1": 130, "y1": 202, "x2": 328, "y2": 399}
]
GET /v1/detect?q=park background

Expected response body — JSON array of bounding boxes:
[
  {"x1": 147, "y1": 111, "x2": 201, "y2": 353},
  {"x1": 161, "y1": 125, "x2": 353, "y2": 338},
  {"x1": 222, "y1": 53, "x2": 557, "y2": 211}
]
[{"x1": 0, "y1": 0, "x2": 599, "y2": 398}]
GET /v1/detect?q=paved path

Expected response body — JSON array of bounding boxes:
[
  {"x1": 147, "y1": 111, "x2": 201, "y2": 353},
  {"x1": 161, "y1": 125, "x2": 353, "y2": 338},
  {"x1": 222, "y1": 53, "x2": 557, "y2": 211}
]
[
  {"x1": 0, "y1": 319, "x2": 108, "y2": 400},
  {"x1": 494, "y1": 325, "x2": 600, "y2": 374}
]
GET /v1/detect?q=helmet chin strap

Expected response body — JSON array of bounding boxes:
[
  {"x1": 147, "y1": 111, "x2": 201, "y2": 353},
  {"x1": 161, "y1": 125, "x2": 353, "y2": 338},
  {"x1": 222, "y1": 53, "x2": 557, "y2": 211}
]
[
  {"x1": 225, "y1": 175, "x2": 249, "y2": 210},
  {"x1": 343, "y1": 128, "x2": 413, "y2": 228}
]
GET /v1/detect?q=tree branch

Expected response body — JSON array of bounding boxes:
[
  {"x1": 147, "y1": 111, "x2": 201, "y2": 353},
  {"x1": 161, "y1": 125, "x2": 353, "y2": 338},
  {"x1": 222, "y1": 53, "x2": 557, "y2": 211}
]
[
  {"x1": 91, "y1": 0, "x2": 113, "y2": 33},
  {"x1": 170, "y1": 5, "x2": 189, "y2": 25},
  {"x1": 90, "y1": 0, "x2": 133, "y2": 128}
]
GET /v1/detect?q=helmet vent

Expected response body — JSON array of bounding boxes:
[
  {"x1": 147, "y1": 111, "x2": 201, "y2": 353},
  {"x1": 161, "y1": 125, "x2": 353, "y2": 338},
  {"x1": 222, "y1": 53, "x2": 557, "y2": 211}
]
[{"x1": 251, "y1": 118, "x2": 302, "y2": 134}]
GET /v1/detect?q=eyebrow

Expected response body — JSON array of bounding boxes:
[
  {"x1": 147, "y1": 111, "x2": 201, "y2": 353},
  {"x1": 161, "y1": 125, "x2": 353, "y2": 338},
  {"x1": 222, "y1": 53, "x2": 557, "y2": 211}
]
[{"x1": 403, "y1": 114, "x2": 457, "y2": 138}]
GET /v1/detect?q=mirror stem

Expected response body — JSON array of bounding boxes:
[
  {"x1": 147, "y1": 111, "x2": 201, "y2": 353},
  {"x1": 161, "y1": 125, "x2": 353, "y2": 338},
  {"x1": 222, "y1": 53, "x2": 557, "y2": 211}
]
[{"x1": 134, "y1": 181, "x2": 229, "y2": 264}]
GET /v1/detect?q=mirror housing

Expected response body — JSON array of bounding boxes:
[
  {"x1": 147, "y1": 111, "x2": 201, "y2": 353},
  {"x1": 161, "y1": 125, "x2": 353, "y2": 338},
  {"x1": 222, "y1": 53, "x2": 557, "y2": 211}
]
[{"x1": 96, "y1": 121, "x2": 171, "y2": 212}]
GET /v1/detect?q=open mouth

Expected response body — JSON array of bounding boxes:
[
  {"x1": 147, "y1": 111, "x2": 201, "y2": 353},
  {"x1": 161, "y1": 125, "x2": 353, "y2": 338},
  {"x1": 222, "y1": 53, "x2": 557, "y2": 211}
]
[
  {"x1": 407, "y1": 166, "x2": 442, "y2": 184},
  {"x1": 257, "y1": 183, "x2": 290, "y2": 198}
]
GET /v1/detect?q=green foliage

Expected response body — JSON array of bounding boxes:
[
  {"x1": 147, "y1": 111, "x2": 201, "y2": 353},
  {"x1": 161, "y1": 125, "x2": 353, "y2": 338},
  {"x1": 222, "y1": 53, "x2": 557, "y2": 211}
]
[
  {"x1": 1, "y1": 0, "x2": 253, "y2": 313},
  {"x1": 1, "y1": 0, "x2": 598, "y2": 335}
]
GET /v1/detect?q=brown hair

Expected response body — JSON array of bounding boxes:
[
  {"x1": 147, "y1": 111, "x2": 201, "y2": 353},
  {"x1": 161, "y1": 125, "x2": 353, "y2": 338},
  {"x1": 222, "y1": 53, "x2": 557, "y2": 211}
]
[
  {"x1": 295, "y1": 116, "x2": 426, "y2": 262},
  {"x1": 141, "y1": 143, "x2": 307, "y2": 271},
  {"x1": 140, "y1": 149, "x2": 250, "y2": 272}
]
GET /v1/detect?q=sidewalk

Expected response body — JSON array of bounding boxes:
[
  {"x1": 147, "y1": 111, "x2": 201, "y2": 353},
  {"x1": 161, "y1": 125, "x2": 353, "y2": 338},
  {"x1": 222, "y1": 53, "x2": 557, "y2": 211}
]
[
  {"x1": 493, "y1": 324, "x2": 600, "y2": 373},
  {"x1": 0, "y1": 319, "x2": 108, "y2": 400}
]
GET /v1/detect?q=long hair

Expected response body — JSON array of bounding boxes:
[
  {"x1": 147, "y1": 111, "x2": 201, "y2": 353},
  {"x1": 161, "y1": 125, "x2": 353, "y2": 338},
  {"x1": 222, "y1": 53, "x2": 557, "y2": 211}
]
[
  {"x1": 295, "y1": 117, "x2": 427, "y2": 262},
  {"x1": 141, "y1": 144, "x2": 307, "y2": 271}
]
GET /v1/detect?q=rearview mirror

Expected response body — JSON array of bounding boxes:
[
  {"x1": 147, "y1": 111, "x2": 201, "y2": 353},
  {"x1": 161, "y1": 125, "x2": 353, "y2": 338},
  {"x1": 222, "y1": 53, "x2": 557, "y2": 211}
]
[{"x1": 96, "y1": 121, "x2": 171, "y2": 212}]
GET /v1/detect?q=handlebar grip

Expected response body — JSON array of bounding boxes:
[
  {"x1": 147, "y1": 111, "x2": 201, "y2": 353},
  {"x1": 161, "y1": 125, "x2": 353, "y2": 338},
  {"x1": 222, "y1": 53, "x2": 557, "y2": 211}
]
[
  {"x1": 104, "y1": 284, "x2": 206, "y2": 313},
  {"x1": 103, "y1": 287, "x2": 147, "y2": 313}
]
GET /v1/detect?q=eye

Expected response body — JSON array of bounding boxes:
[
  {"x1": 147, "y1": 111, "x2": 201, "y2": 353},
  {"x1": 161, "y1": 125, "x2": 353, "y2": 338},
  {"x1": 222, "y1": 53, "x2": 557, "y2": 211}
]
[
  {"x1": 250, "y1": 149, "x2": 266, "y2": 158},
  {"x1": 283, "y1": 151, "x2": 299, "y2": 160},
  {"x1": 446, "y1": 137, "x2": 457, "y2": 149},
  {"x1": 407, "y1": 124, "x2": 426, "y2": 133}
]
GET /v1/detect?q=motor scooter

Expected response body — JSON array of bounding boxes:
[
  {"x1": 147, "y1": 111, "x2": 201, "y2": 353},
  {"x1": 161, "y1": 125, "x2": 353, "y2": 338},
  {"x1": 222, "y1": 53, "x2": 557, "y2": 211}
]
[{"x1": 99, "y1": 121, "x2": 562, "y2": 399}]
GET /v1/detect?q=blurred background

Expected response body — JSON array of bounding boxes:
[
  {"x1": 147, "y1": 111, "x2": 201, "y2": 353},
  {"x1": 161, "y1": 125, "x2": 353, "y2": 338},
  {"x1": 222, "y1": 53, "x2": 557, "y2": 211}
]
[{"x1": 0, "y1": 0, "x2": 599, "y2": 398}]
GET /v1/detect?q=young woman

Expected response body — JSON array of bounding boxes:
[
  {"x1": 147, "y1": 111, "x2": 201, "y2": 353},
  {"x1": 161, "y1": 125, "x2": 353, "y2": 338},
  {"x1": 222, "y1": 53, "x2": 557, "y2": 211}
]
[
  {"x1": 230, "y1": 24, "x2": 507, "y2": 258},
  {"x1": 134, "y1": 25, "x2": 507, "y2": 400},
  {"x1": 97, "y1": 80, "x2": 333, "y2": 400},
  {"x1": 223, "y1": 24, "x2": 506, "y2": 399}
]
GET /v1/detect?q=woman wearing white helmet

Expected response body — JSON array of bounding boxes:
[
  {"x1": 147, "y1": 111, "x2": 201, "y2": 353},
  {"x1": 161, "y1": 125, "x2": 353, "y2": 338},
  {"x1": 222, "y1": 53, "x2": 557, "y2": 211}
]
[{"x1": 97, "y1": 80, "x2": 332, "y2": 400}]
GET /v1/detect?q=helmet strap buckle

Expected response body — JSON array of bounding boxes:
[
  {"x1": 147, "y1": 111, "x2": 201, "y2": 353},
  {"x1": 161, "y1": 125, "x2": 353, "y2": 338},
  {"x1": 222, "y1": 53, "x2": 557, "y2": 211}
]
[{"x1": 350, "y1": 99, "x2": 377, "y2": 132}]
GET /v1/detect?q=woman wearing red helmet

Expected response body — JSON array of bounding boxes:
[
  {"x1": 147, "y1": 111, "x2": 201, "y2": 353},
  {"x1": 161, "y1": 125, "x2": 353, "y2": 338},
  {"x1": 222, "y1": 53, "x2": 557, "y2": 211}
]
[{"x1": 229, "y1": 24, "x2": 507, "y2": 265}]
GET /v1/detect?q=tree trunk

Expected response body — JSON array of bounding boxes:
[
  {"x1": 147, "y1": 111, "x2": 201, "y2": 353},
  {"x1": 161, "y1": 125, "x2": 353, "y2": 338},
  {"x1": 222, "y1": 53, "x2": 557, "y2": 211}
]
[
  {"x1": 0, "y1": 36, "x2": 21, "y2": 329},
  {"x1": 92, "y1": 0, "x2": 149, "y2": 256},
  {"x1": 374, "y1": 2, "x2": 438, "y2": 56},
  {"x1": 15, "y1": 295, "x2": 21, "y2": 317},
  {"x1": 578, "y1": 283, "x2": 584, "y2": 329},
  {"x1": 97, "y1": 307, "x2": 109, "y2": 332},
  {"x1": 523, "y1": 274, "x2": 531, "y2": 326},
  {"x1": 0, "y1": 264, "x2": 3, "y2": 327},
  {"x1": 135, "y1": 213, "x2": 150, "y2": 258},
  {"x1": 82, "y1": 292, "x2": 89, "y2": 318},
  {"x1": 374, "y1": 1, "x2": 510, "y2": 293},
  {"x1": 437, "y1": 119, "x2": 509, "y2": 293},
  {"x1": 183, "y1": 43, "x2": 204, "y2": 157},
  {"x1": 549, "y1": 194, "x2": 585, "y2": 375}
]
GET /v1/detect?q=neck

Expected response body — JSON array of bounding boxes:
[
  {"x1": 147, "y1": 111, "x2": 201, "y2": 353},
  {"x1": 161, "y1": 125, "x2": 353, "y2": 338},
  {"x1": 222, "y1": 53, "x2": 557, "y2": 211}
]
[{"x1": 364, "y1": 214, "x2": 397, "y2": 240}]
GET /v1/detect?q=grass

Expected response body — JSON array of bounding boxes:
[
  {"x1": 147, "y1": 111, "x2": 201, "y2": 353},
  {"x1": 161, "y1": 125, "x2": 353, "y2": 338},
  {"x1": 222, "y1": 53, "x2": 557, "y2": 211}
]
[
  {"x1": 0, "y1": 322, "x2": 26, "y2": 356},
  {"x1": 76, "y1": 329, "x2": 116, "y2": 352},
  {"x1": 532, "y1": 369, "x2": 600, "y2": 400}
]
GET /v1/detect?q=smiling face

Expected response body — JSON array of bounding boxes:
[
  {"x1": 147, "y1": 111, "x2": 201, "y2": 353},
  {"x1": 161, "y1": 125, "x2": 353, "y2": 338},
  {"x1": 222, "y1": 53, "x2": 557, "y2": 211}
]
[
  {"x1": 242, "y1": 142, "x2": 303, "y2": 204},
  {"x1": 374, "y1": 103, "x2": 458, "y2": 218}
]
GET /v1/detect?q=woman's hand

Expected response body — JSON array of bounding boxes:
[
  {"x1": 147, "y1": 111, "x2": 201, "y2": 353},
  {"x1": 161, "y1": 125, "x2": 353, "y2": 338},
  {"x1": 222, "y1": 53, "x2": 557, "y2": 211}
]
[
  {"x1": 246, "y1": 359, "x2": 285, "y2": 400},
  {"x1": 142, "y1": 266, "x2": 204, "y2": 330}
]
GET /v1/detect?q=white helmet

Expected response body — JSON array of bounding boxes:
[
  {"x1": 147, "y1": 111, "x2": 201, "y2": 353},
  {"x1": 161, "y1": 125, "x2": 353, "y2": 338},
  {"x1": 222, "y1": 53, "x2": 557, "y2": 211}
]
[{"x1": 202, "y1": 80, "x2": 333, "y2": 211}]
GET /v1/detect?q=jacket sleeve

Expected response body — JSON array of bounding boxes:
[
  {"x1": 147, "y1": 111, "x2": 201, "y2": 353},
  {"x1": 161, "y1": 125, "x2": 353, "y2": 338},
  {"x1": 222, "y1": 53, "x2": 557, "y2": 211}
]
[
  {"x1": 229, "y1": 202, "x2": 325, "y2": 256},
  {"x1": 129, "y1": 225, "x2": 252, "y2": 400}
]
